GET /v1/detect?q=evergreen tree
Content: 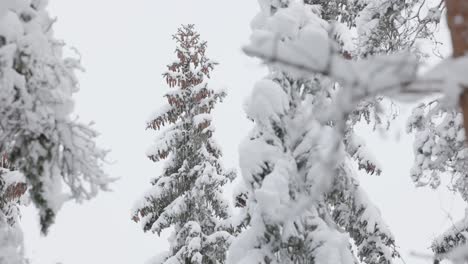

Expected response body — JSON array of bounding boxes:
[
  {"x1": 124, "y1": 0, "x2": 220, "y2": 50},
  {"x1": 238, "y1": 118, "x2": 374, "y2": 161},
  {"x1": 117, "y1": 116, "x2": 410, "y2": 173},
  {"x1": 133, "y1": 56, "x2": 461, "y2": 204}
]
[
  {"x1": 230, "y1": 0, "x2": 441, "y2": 263},
  {"x1": 230, "y1": 2, "x2": 379, "y2": 263},
  {"x1": 132, "y1": 24, "x2": 235, "y2": 264},
  {"x1": 316, "y1": 1, "x2": 439, "y2": 263},
  {"x1": 0, "y1": 0, "x2": 110, "y2": 234}
]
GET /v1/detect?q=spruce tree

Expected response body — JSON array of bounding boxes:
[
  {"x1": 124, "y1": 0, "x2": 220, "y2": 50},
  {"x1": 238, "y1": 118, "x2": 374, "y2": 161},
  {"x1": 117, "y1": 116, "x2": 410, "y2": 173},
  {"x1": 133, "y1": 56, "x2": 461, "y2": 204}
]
[
  {"x1": 316, "y1": 1, "x2": 439, "y2": 263},
  {"x1": 0, "y1": 0, "x2": 110, "y2": 234},
  {"x1": 230, "y1": 1, "x2": 441, "y2": 263},
  {"x1": 132, "y1": 24, "x2": 235, "y2": 264},
  {"x1": 230, "y1": 2, "x2": 362, "y2": 263}
]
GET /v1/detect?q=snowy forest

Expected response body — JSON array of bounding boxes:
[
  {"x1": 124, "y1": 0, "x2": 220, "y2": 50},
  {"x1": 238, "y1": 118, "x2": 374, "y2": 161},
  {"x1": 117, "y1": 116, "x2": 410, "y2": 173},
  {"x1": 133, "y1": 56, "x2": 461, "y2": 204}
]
[{"x1": 2, "y1": 0, "x2": 468, "y2": 263}]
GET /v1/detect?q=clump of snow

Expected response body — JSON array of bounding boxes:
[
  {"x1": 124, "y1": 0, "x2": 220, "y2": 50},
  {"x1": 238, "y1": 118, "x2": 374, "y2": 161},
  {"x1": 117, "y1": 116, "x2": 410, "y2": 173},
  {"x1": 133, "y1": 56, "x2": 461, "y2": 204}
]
[
  {"x1": 193, "y1": 113, "x2": 212, "y2": 127},
  {"x1": 1, "y1": 170, "x2": 25, "y2": 187},
  {"x1": 419, "y1": 56, "x2": 468, "y2": 107},
  {"x1": 244, "y1": 79, "x2": 289, "y2": 123},
  {"x1": 447, "y1": 243, "x2": 468, "y2": 264},
  {"x1": 425, "y1": 7, "x2": 442, "y2": 23},
  {"x1": 245, "y1": 1, "x2": 330, "y2": 77},
  {"x1": 145, "y1": 252, "x2": 170, "y2": 264}
]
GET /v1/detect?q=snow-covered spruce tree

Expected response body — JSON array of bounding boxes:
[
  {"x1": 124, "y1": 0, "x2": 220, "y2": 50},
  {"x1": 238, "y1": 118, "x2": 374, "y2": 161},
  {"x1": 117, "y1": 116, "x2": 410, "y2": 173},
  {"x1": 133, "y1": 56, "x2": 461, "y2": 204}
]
[
  {"x1": 132, "y1": 24, "x2": 235, "y2": 264},
  {"x1": 230, "y1": 1, "x2": 441, "y2": 264},
  {"x1": 313, "y1": 1, "x2": 440, "y2": 263},
  {"x1": 0, "y1": 0, "x2": 110, "y2": 234},
  {"x1": 0, "y1": 168, "x2": 28, "y2": 264},
  {"x1": 230, "y1": 2, "x2": 386, "y2": 264}
]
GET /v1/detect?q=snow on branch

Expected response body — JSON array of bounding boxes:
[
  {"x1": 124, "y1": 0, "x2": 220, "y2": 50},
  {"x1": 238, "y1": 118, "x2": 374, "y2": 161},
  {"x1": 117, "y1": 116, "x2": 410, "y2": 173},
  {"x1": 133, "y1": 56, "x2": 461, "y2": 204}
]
[
  {"x1": 243, "y1": 30, "x2": 468, "y2": 107},
  {"x1": 432, "y1": 215, "x2": 468, "y2": 259}
]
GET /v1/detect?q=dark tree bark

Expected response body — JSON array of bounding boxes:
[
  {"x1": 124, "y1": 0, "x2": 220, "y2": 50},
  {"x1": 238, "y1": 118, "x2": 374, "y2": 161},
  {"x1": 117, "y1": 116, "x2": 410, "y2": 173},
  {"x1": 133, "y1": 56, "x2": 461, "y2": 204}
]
[{"x1": 446, "y1": 0, "x2": 468, "y2": 140}]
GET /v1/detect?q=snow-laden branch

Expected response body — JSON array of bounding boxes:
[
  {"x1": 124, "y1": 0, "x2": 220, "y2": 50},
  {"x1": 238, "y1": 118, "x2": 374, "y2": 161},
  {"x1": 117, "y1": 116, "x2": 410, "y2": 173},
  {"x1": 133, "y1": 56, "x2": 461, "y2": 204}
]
[{"x1": 243, "y1": 29, "x2": 468, "y2": 106}]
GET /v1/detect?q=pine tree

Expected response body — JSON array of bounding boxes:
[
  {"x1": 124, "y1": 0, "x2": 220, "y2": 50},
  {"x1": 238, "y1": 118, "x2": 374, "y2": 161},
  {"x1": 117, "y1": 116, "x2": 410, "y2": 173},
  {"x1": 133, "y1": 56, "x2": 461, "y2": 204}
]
[
  {"x1": 230, "y1": 0, "x2": 441, "y2": 263},
  {"x1": 0, "y1": 0, "x2": 110, "y2": 234},
  {"x1": 132, "y1": 24, "x2": 235, "y2": 264}
]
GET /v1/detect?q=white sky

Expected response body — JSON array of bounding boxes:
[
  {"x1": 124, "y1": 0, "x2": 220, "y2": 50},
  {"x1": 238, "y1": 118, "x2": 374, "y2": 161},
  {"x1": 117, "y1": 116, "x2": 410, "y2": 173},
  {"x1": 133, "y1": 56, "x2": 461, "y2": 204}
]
[{"x1": 19, "y1": 1, "x2": 467, "y2": 264}]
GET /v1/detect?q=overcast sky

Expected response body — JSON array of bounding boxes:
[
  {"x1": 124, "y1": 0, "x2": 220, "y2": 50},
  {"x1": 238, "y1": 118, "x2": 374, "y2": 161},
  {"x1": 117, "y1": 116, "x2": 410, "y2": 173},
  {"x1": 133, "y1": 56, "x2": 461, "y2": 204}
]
[{"x1": 19, "y1": 1, "x2": 467, "y2": 264}]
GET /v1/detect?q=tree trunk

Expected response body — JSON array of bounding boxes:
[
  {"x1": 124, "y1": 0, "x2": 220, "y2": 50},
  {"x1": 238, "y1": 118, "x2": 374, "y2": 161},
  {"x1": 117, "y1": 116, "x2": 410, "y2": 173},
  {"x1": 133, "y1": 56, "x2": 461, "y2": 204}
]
[{"x1": 446, "y1": 0, "x2": 468, "y2": 140}]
